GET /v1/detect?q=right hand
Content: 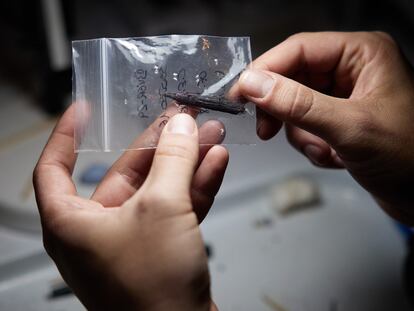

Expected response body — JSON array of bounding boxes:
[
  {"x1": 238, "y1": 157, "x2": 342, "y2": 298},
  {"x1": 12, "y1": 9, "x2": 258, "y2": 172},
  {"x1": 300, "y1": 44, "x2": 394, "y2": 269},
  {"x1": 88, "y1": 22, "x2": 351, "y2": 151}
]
[{"x1": 236, "y1": 32, "x2": 414, "y2": 224}]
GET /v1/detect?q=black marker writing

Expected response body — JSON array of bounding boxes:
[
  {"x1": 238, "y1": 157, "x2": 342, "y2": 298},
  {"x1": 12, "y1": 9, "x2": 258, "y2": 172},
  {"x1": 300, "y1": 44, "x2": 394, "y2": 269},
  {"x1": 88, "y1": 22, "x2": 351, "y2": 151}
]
[
  {"x1": 196, "y1": 70, "x2": 208, "y2": 88},
  {"x1": 177, "y1": 68, "x2": 187, "y2": 92},
  {"x1": 158, "y1": 114, "x2": 170, "y2": 128},
  {"x1": 134, "y1": 69, "x2": 149, "y2": 118},
  {"x1": 158, "y1": 66, "x2": 168, "y2": 110}
]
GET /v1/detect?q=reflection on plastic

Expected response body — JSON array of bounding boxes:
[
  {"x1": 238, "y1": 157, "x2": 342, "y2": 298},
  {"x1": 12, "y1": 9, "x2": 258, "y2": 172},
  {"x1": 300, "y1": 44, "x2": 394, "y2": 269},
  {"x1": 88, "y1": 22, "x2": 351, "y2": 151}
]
[{"x1": 72, "y1": 35, "x2": 256, "y2": 152}]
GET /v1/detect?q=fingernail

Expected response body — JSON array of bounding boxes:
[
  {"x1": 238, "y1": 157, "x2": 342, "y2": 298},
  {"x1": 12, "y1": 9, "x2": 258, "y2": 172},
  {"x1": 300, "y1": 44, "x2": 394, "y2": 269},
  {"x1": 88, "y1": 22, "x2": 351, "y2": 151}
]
[
  {"x1": 303, "y1": 145, "x2": 324, "y2": 165},
  {"x1": 166, "y1": 113, "x2": 195, "y2": 135},
  {"x1": 239, "y1": 69, "x2": 274, "y2": 98}
]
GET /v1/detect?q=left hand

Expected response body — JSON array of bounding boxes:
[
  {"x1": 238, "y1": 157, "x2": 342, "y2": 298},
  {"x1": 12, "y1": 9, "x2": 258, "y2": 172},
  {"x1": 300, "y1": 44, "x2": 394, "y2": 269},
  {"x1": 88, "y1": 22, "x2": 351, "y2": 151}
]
[{"x1": 33, "y1": 104, "x2": 227, "y2": 310}]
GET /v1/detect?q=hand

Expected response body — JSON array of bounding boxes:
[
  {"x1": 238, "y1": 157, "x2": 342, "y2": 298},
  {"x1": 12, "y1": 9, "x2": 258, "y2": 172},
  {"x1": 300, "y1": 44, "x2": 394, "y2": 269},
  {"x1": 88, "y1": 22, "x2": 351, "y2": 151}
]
[
  {"x1": 33, "y1": 104, "x2": 227, "y2": 310},
  {"x1": 236, "y1": 32, "x2": 414, "y2": 224}
]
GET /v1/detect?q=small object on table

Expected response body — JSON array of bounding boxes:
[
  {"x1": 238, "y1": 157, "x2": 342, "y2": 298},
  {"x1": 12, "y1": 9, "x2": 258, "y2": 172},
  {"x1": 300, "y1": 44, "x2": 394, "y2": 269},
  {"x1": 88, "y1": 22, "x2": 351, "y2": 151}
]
[
  {"x1": 261, "y1": 294, "x2": 288, "y2": 311},
  {"x1": 270, "y1": 175, "x2": 321, "y2": 216},
  {"x1": 79, "y1": 163, "x2": 110, "y2": 185},
  {"x1": 165, "y1": 92, "x2": 246, "y2": 115},
  {"x1": 205, "y1": 243, "x2": 213, "y2": 259},
  {"x1": 253, "y1": 217, "x2": 274, "y2": 229},
  {"x1": 47, "y1": 280, "x2": 73, "y2": 299}
]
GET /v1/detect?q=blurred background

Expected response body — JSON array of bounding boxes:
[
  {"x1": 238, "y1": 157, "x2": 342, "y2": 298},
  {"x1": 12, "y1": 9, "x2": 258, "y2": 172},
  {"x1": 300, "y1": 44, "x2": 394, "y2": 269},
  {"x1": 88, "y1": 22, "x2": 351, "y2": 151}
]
[
  {"x1": 1, "y1": 0, "x2": 414, "y2": 114},
  {"x1": 0, "y1": 0, "x2": 414, "y2": 310}
]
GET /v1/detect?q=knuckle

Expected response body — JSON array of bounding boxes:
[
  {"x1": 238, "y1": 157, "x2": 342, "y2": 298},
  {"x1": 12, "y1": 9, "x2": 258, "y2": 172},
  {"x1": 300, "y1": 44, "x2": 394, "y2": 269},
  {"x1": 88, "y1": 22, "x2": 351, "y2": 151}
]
[
  {"x1": 358, "y1": 31, "x2": 397, "y2": 51},
  {"x1": 283, "y1": 83, "x2": 314, "y2": 121},
  {"x1": 358, "y1": 31, "x2": 376, "y2": 39},
  {"x1": 372, "y1": 31, "x2": 396, "y2": 45},
  {"x1": 137, "y1": 188, "x2": 191, "y2": 218},
  {"x1": 156, "y1": 142, "x2": 195, "y2": 163},
  {"x1": 139, "y1": 187, "x2": 181, "y2": 208},
  {"x1": 138, "y1": 188, "x2": 161, "y2": 207},
  {"x1": 347, "y1": 32, "x2": 399, "y2": 67},
  {"x1": 287, "y1": 32, "x2": 308, "y2": 42}
]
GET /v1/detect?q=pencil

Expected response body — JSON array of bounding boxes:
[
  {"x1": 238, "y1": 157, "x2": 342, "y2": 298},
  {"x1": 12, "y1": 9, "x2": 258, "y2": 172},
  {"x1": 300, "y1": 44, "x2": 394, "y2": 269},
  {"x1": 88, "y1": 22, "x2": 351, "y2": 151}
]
[{"x1": 165, "y1": 92, "x2": 245, "y2": 115}]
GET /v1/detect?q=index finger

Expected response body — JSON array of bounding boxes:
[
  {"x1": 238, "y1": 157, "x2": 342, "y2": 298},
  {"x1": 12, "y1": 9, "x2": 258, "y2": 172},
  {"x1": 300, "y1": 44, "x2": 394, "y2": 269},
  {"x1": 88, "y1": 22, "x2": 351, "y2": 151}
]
[
  {"x1": 229, "y1": 32, "x2": 349, "y2": 98},
  {"x1": 91, "y1": 103, "x2": 223, "y2": 207},
  {"x1": 234, "y1": 32, "x2": 357, "y2": 140},
  {"x1": 33, "y1": 105, "x2": 77, "y2": 212},
  {"x1": 139, "y1": 113, "x2": 199, "y2": 203},
  {"x1": 252, "y1": 32, "x2": 348, "y2": 76}
]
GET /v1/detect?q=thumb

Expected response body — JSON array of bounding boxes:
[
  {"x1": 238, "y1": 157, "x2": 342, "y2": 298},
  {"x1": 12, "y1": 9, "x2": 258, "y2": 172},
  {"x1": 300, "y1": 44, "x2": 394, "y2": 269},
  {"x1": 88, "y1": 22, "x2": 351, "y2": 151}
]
[
  {"x1": 142, "y1": 113, "x2": 199, "y2": 200},
  {"x1": 238, "y1": 69, "x2": 352, "y2": 146}
]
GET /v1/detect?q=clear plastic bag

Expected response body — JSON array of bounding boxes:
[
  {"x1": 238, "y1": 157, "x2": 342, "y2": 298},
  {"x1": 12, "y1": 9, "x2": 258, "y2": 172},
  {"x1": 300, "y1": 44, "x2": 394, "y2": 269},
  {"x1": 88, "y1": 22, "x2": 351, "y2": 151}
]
[{"x1": 72, "y1": 35, "x2": 255, "y2": 152}]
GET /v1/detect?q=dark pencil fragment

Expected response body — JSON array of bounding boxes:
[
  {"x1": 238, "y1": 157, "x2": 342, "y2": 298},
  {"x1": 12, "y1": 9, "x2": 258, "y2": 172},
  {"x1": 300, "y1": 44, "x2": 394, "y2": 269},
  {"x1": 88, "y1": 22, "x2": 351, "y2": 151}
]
[{"x1": 165, "y1": 92, "x2": 246, "y2": 115}]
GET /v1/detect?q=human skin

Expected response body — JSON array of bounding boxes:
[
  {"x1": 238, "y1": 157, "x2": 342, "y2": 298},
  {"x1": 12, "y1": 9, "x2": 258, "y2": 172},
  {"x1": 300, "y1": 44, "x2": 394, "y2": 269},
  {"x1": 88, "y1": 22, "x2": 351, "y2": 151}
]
[
  {"x1": 33, "y1": 31, "x2": 414, "y2": 310},
  {"x1": 237, "y1": 32, "x2": 414, "y2": 224},
  {"x1": 33, "y1": 105, "x2": 224, "y2": 310}
]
